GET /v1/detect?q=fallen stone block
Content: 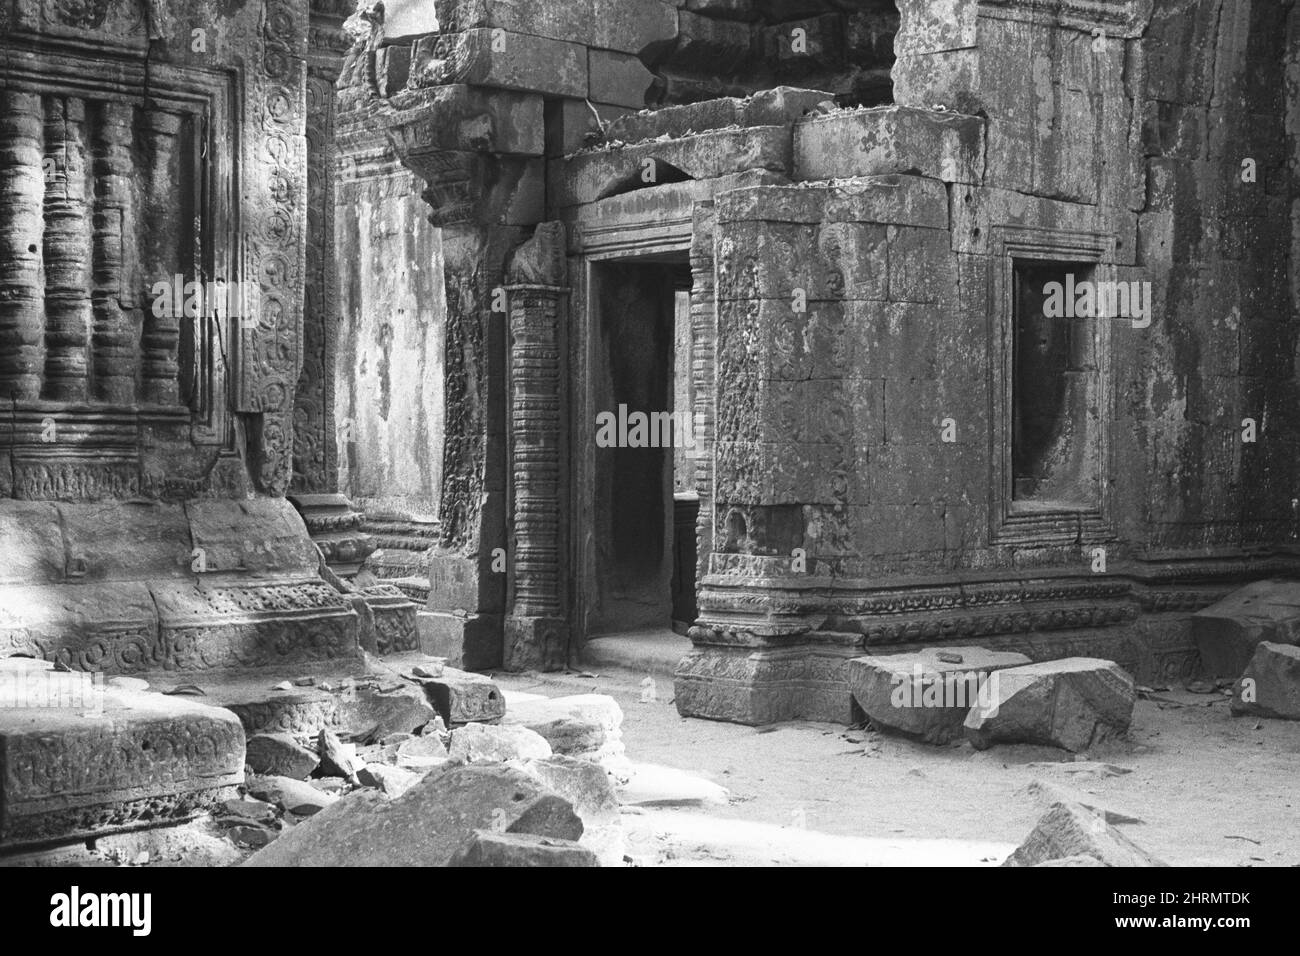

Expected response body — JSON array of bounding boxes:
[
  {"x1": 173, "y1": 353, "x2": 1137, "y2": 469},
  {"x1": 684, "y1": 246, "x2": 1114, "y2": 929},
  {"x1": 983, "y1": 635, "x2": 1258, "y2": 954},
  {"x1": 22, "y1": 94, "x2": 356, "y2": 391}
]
[
  {"x1": 0, "y1": 670, "x2": 244, "y2": 850},
  {"x1": 358, "y1": 763, "x2": 422, "y2": 797},
  {"x1": 246, "y1": 775, "x2": 338, "y2": 817},
  {"x1": 847, "y1": 646, "x2": 1031, "y2": 744},
  {"x1": 448, "y1": 830, "x2": 599, "y2": 867},
  {"x1": 318, "y1": 728, "x2": 363, "y2": 783},
  {"x1": 450, "y1": 722, "x2": 552, "y2": 763},
  {"x1": 1021, "y1": 780, "x2": 1144, "y2": 825},
  {"x1": 964, "y1": 658, "x2": 1136, "y2": 753},
  {"x1": 516, "y1": 756, "x2": 620, "y2": 828},
  {"x1": 1002, "y1": 802, "x2": 1168, "y2": 867},
  {"x1": 501, "y1": 694, "x2": 624, "y2": 758},
  {"x1": 245, "y1": 732, "x2": 320, "y2": 779},
  {"x1": 1231, "y1": 641, "x2": 1300, "y2": 720},
  {"x1": 242, "y1": 764, "x2": 582, "y2": 867},
  {"x1": 396, "y1": 734, "x2": 451, "y2": 770},
  {"x1": 416, "y1": 667, "x2": 506, "y2": 725},
  {"x1": 210, "y1": 674, "x2": 436, "y2": 741},
  {"x1": 1193, "y1": 580, "x2": 1300, "y2": 679}
]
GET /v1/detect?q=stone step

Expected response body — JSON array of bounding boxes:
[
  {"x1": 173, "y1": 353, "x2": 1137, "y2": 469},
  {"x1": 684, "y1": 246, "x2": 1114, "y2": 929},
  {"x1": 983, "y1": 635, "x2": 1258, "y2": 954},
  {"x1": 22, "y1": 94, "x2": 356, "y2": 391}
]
[{"x1": 0, "y1": 659, "x2": 244, "y2": 852}]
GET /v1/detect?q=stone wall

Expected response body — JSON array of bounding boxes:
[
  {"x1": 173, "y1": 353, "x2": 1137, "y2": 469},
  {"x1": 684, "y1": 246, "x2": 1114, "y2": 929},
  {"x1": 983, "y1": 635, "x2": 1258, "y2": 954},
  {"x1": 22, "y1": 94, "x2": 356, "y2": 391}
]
[
  {"x1": 0, "y1": 0, "x2": 369, "y2": 676},
  {"x1": 677, "y1": 0, "x2": 1300, "y2": 723}
]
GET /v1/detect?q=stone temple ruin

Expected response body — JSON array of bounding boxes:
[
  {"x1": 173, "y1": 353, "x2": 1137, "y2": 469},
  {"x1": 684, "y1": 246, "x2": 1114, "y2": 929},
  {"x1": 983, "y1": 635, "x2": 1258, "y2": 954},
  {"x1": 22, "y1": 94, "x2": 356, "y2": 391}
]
[{"x1": 0, "y1": 0, "x2": 1298, "y2": 865}]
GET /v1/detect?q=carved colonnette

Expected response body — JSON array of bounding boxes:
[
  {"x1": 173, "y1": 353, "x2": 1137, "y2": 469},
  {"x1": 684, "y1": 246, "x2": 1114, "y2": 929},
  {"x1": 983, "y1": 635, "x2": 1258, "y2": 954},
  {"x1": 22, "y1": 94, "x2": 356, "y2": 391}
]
[{"x1": 502, "y1": 223, "x2": 569, "y2": 670}]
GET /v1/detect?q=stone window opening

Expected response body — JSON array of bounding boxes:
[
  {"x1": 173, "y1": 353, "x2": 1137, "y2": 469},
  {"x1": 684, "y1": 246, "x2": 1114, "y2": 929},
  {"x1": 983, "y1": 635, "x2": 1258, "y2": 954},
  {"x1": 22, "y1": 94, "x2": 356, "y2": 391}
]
[{"x1": 1011, "y1": 260, "x2": 1103, "y2": 514}]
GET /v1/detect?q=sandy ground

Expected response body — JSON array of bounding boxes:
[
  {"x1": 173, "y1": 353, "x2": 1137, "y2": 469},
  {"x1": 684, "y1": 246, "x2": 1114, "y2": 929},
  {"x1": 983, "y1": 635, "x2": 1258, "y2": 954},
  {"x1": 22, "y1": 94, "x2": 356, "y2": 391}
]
[{"x1": 492, "y1": 667, "x2": 1300, "y2": 867}]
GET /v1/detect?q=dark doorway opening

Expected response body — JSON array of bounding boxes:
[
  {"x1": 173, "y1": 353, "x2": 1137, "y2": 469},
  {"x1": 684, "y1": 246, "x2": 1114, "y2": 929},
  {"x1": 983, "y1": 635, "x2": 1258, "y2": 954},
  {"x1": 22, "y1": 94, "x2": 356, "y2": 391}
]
[{"x1": 586, "y1": 258, "x2": 696, "y2": 636}]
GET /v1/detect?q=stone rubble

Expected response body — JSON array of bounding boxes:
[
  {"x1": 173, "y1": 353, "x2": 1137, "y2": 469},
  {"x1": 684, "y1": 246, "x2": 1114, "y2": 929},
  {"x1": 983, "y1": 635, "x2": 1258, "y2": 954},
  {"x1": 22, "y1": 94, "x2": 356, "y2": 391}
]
[{"x1": 1002, "y1": 801, "x2": 1167, "y2": 868}]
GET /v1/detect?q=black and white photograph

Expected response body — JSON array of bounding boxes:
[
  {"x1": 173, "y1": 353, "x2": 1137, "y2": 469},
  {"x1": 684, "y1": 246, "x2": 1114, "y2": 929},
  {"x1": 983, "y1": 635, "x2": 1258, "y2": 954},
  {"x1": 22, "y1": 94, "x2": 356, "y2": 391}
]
[{"x1": 0, "y1": 0, "x2": 1293, "y2": 925}]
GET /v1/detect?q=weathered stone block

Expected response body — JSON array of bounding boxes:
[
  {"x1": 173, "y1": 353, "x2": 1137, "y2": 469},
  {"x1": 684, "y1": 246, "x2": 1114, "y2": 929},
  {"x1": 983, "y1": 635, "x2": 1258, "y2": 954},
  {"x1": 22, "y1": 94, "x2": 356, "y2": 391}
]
[
  {"x1": 382, "y1": 0, "x2": 442, "y2": 43},
  {"x1": 417, "y1": 610, "x2": 504, "y2": 670},
  {"x1": 589, "y1": 49, "x2": 656, "y2": 110},
  {"x1": 501, "y1": 694, "x2": 624, "y2": 759},
  {"x1": 717, "y1": 175, "x2": 949, "y2": 230},
  {"x1": 516, "y1": 755, "x2": 621, "y2": 828},
  {"x1": 376, "y1": 44, "x2": 414, "y2": 98},
  {"x1": 447, "y1": 829, "x2": 599, "y2": 867},
  {"x1": 546, "y1": 99, "x2": 628, "y2": 157},
  {"x1": 895, "y1": 0, "x2": 977, "y2": 55},
  {"x1": 245, "y1": 732, "x2": 320, "y2": 779},
  {"x1": 386, "y1": 85, "x2": 546, "y2": 157},
  {"x1": 557, "y1": 126, "x2": 792, "y2": 208},
  {"x1": 671, "y1": 10, "x2": 755, "y2": 74},
  {"x1": 891, "y1": 49, "x2": 979, "y2": 112},
  {"x1": 413, "y1": 30, "x2": 587, "y2": 99},
  {"x1": 847, "y1": 647, "x2": 1032, "y2": 743},
  {"x1": 449, "y1": 721, "x2": 552, "y2": 762},
  {"x1": 951, "y1": 185, "x2": 1138, "y2": 265},
  {"x1": 1192, "y1": 580, "x2": 1300, "y2": 678},
  {"x1": 606, "y1": 86, "x2": 831, "y2": 144},
  {"x1": 0, "y1": 675, "x2": 244, "y2": 849},
  {"x1": 1231, "y1": 641, "x2": 1300, "y2": 720},
  {"x1": 416, "y1": 665, "x2": 506, "y2": 724},
  {"x1": 964, "y1": 658, "x2": 1136, "y2": 753},
  {"x1": 242, "y1": 763, "x2": 582, "y2": 867},
  {"x1": 435, "y1": 0, "x2": 678, "y2": 56},
  {"x1": 794, "y1": 106, "x2": 985, "y2": 185},
  {"x1": 1002, "y1": 801, "x2": 1168, "y2": 867}
]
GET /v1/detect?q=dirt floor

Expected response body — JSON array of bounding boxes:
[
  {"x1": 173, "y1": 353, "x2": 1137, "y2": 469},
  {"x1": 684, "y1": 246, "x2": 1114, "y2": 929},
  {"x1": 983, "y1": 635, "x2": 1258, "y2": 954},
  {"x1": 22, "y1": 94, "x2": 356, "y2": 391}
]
[{"x1": 491, "y1": 666, "x2": 1300, "y2": 867}]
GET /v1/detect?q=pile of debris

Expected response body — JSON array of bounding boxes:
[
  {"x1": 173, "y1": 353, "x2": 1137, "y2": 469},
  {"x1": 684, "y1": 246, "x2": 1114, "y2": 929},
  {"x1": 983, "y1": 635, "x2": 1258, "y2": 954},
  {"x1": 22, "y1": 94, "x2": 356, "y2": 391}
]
[
  {"x1": 225, "y1": 665, "x2": 631, "y2": 867},
  {"x1": 0, "y1": 649, "x2": 637, "y2": 866}
]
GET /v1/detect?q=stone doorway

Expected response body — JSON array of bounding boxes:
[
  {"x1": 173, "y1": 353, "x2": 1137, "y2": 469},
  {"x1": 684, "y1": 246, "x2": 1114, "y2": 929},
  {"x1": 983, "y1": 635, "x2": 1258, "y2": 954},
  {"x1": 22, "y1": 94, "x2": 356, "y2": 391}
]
[{"x1": 578, "y1": 256, "x2": 696, "y2": 643}]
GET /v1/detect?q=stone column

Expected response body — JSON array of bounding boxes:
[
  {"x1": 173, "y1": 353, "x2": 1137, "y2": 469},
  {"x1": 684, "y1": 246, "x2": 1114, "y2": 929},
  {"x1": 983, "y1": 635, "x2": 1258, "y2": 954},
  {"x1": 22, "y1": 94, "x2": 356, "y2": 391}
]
[{"x1": 503, "y1": 222, "x2": 569, "y2": 671}]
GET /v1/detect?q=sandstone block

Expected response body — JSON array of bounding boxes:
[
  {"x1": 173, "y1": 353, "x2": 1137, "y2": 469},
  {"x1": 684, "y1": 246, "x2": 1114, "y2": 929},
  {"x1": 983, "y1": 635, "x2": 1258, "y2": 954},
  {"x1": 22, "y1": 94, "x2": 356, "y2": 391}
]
[
  {"x1": 1231, "y1": 641, "x2": 1300, "y2": 720},
  {"x1": 435, "y1": 0, "x2": 678, "y2": 56},
  {"x1": 448, "y1": 829, "x2": 599, "y2": 867},
  {"x1": 449, "y1": 722, "x2": 553, "y2": 762},
  {"x1": 416, "y1": 666, "x2": 506, "y2": 725},
  {"x1": 242, "y1": 764, "x2": 582, "y2": 867},
  {"x1": 516, "y1": 755, "x2": 620, "y2": 828},
  {"x1": 501, "y1": 694, "x2": 623, "y2": 757},
  {"x1": 589, "y1": 49, "x2": 656, "y2": 110},
  {"x1": 413, "y1": 30, "x2": 587, "y2": 98},
  {"x1": 847, "y1": 646, "x2": 1032, "y2": 743},
  {"x1": 1193, "y1": 580, "x2": 1300, "y2": 679},
  {"x1": 964, "y1": 658, "x2": 1136, "y2": 753},
  {"x1": 795, "y1": 106, "x2": 985, "y2": 184},
  {"x1": 0, "y1": 675, "x2": 244, "y2": 849},
  {"x1": 245, "y1": 732, "x2": 320, "y2": 779},
  {"x1": 1003, "y1": 802, "x2": 1167, "y2": 867}
]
